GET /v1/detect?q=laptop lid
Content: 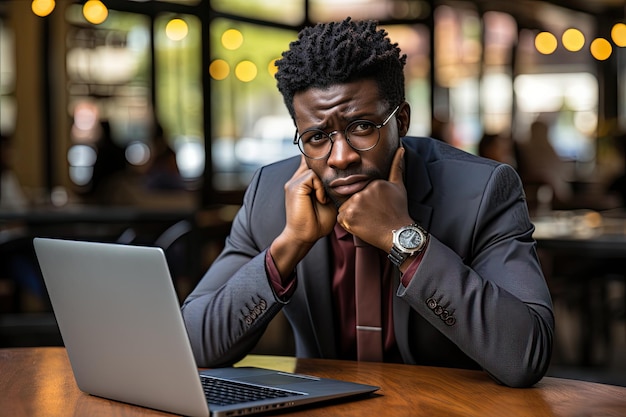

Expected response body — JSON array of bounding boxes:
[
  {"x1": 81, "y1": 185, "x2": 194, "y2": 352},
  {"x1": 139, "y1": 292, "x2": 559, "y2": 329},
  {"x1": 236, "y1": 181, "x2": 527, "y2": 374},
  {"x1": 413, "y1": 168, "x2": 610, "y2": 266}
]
[
  {"x1": 33, "y1": 237, "x2": 379, "y2": 417},
  {"x1": 34, "y1": 237, "x2": 211, "y2": 417}
]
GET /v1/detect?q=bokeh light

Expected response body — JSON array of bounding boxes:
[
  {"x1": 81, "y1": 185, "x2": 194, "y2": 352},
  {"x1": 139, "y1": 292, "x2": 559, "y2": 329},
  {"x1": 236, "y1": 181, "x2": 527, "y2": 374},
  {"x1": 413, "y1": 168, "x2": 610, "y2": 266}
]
[
  {"x1": 221, "y1": 29, "x2": 243, "y2": 50},
  {"x1": 535, "y1": 31, "x2": 558, "y2": 55},
  {"x1": 31, "y1": 0, "x2": 55, "y2": 17},
  {"x1": 562, "y1": 28, "x2": 585, "y2": 52},
  {"x1": 209, "y1": 59, "x2": 230, "y2": 80},
  {"x1": 83, "y1": 0, "x2": 108, "y2": 25},
  {"x1": 267, "y1": 58, "x2": 279, "y2": 77},
  {"x1": 590, "y1": 38, "x2": 612, "y2": 61},
  {"x1": 166, "y1": 18, "x2": 189, "y2": 41},
  {"x1": 235, "y1": 60, "x2": 257, "y2": 82},
  {"x1": 611, "y1": 23, "x2": 626, "y2": 47}
]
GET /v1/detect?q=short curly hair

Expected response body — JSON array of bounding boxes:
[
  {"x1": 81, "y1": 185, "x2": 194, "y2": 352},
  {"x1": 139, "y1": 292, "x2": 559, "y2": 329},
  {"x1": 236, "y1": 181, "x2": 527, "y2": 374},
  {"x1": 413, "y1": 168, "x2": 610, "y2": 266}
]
[{"x1": 275, "y1": 17, "x2": 407, "y2": 119}]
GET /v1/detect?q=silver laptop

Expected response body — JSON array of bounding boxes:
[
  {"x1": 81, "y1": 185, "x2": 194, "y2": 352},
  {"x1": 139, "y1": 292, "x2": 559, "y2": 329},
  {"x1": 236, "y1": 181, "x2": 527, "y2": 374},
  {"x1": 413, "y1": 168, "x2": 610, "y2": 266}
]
[{"x1": 33, "y1": 237, "x2": 378, "y2": 417}]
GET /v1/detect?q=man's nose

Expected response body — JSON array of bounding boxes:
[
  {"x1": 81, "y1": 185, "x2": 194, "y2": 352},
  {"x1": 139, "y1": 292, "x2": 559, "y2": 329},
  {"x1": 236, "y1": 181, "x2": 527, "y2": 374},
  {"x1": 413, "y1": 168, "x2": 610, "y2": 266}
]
[{"x1": 326, "y1": 132, "x2": 360, "y2": 169}]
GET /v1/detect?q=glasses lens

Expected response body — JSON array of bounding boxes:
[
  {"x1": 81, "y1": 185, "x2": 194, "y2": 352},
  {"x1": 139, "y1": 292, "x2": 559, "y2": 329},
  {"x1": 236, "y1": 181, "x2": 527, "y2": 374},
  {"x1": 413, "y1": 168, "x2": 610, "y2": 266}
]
[
  {"x1": 298, "y1": 130, "x2": 332, "y2": 159},
  {"x1": 347, "y1": 121, "x2": 380, "y2": 151}
]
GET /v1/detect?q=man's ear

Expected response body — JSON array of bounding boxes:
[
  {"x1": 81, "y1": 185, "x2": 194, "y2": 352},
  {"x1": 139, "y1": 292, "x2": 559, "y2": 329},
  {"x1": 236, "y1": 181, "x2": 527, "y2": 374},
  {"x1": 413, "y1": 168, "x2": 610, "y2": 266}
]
[{"x1": 397, "y1": 102, "x2": 411, "y2": 137}]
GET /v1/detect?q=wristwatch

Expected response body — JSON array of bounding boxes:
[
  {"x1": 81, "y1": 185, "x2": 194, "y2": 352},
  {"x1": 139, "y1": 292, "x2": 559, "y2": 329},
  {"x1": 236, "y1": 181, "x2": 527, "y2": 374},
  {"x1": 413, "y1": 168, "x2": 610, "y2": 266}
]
[{"x1": 388, "y1": 224, "x2": 428, "y2": 268}]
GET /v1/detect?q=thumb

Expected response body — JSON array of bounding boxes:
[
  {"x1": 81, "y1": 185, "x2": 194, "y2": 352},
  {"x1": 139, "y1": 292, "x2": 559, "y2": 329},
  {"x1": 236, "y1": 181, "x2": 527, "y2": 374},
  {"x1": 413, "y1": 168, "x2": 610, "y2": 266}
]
[{"x1": 388, "y1": 146, "x2": 405, "y2": 184}]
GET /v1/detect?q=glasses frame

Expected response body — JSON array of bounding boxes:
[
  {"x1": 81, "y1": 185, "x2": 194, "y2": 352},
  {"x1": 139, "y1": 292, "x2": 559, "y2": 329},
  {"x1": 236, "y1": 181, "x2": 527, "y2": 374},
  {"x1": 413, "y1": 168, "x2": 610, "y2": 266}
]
[{"x1": 293, "y1": 105, "x2": 400, "y2": 160}]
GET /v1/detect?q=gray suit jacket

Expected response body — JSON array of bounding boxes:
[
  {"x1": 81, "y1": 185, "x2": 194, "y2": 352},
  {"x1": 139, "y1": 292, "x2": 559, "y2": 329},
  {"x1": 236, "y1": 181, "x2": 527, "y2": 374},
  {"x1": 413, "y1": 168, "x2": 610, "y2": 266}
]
[{"x1": 182, "y1": 137, "x2": 554, "y2": 387}]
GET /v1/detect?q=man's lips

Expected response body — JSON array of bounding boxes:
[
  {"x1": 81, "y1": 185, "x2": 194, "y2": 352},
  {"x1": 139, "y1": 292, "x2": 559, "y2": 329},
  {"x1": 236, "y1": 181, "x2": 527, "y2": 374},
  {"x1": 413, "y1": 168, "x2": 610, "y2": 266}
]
[{"x1": 328, "y1": 175, "x2": 372, "y2": 196}]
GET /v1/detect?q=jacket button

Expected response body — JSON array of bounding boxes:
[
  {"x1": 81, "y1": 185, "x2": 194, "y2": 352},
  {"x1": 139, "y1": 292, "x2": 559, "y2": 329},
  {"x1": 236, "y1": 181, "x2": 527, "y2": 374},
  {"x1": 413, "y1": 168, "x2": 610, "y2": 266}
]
[
  {"x1": 445, "y1": 316, "x2": 456, "y2": 326},
  {"x1": 426, "y1": 298, "x2": 437, "y2": 310},
  {"x1": 434, "y1": 305, "x2": 444, "y2": 316},
  {"x1": 440, "y1": 310, "x2": 449, "y2": 320}
]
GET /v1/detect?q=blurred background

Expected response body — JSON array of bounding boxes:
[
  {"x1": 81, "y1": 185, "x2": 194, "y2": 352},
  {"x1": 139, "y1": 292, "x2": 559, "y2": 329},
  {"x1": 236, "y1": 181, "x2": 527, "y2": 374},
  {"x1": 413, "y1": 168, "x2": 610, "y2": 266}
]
[{"x1": 0, "y1": 0, "x2": 625, "y2": 386}]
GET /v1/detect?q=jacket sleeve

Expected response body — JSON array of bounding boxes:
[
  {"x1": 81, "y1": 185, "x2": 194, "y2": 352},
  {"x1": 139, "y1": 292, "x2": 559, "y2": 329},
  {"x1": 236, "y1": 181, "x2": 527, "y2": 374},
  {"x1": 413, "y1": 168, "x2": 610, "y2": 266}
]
[
  {"x1": 398, "y1": 163, "x2": 554, "y2": 387},
  {"x1": 180, "y1": 165, "x2": 289, "y2": 368}
]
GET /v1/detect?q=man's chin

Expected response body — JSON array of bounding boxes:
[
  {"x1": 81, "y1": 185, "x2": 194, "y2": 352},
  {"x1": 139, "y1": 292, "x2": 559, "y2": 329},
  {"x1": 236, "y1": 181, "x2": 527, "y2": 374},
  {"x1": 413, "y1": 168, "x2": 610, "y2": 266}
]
[{"x1": 324, "y1": 188, "x2": 348, "y2": 208}]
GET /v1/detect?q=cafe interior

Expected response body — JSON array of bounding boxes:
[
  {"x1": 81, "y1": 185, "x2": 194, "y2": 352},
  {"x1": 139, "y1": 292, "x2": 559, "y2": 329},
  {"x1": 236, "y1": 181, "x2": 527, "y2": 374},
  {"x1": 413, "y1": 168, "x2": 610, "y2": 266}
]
[{"x1": 1, "y1": 0, "x2": 625, "y2": 387}]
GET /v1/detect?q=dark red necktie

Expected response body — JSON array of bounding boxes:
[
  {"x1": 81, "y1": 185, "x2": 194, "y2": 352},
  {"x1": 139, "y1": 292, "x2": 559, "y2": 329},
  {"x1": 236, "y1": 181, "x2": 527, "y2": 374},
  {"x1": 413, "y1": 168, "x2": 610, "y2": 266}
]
[{"x1": 353, "y1": 236, "x2": 383, "y2": 362}]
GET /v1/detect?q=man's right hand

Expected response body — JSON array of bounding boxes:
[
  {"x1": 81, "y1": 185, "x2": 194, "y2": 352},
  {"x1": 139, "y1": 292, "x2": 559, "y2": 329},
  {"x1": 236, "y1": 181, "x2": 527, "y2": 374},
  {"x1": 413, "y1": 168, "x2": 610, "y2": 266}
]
[{"x1": 269, "y1": 156, "x2": 337, "y2": 278}]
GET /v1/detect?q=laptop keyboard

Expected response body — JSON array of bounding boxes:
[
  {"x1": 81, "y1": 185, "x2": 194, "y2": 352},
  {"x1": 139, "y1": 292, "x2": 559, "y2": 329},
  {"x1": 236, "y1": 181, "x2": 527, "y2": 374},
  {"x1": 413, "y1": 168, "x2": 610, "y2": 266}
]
[{"x1": 201, "y1": 375, "x2": 305, "y2": 406}]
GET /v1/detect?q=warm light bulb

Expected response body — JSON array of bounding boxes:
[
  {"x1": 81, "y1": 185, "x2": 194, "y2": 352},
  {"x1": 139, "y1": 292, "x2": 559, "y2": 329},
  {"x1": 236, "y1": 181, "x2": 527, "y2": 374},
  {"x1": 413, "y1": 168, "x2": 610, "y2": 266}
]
[
  {"x1": 235, "y1": 60, "x2": 257, "y2": 82},
  {"x1": 165, "y1": 18, "x2": 188, "y2": 41},
  {"x1": 267, "y1": 59, "x2": 279, "y2": 77},
  {"x1": 222, "y1": 29, "x2": 243, "y2": 50},
  {"x1": 31, "y1": 0, "x2": 55, "y2": 17},
  {"x1": 611, "y1": 23, "x2": 626, "y2": 47},
  {"x1": 535, "y1": 32, "x2": 557, "y2": 55},
  {"x1": 209, "y1": 59, "x2": 230, "y2": 81},
  {"x1": 83, "y1": 0, "x2": 108, "y2": 25},
  {"x1": 590, "y1": 38, "x2": 612, "y2": 61},
  {"x1": 562, "y1": 28, "x2": 585, "y2": 52}
]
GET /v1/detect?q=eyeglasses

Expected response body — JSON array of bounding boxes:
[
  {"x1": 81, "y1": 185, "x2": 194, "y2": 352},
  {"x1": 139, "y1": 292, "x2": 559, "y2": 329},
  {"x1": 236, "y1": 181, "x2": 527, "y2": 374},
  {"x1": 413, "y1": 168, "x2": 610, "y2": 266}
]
[{"x1": 293, "y1": 105, "x2": 400, "y2": 160}]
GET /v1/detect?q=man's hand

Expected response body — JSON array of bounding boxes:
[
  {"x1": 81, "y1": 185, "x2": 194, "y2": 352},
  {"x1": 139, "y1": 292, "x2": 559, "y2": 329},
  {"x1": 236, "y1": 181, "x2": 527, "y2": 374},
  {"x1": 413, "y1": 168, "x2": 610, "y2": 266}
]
[
  {"x1": 269, "y1": 156, "x2": 337, "y2": 278},
  {"x1": 337, "y1": 146, "x2": 414, "y2": 251}
]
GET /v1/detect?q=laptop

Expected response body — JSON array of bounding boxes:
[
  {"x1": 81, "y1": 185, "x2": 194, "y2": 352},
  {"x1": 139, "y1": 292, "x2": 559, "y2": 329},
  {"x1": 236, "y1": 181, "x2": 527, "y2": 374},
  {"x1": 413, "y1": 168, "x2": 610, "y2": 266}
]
[{"x1": 33, "y1": 237, "x2": 379, "y2": 417}]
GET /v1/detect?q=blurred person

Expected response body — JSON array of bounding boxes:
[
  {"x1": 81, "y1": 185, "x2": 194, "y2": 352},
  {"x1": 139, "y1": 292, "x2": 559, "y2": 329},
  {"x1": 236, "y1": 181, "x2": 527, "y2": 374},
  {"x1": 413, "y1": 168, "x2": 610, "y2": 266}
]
[
  {"x1": 182, "y1": 18, "x2": 554, "y2": 388},
  {"x1": 606, "y1": 133, "x2": 626, "y2": 207},
  {"x1": 0, "y1": 132, "x2": 29, "y2": 210},
  {"x1": 478, "y1": 132, "x2": 517, "y2": 168},
  {"x1": 0, "y1": 132, "x2": 46, "y2": 312},
  {"x1": 517, "y1": 120, "x2": 572, "y2": 207},
  {"x1": 143, "y1": 123, "x2": 185, "y2": 191},
  {"x1": 83, "y1": 120, "x2": 129, "y2": 205}
]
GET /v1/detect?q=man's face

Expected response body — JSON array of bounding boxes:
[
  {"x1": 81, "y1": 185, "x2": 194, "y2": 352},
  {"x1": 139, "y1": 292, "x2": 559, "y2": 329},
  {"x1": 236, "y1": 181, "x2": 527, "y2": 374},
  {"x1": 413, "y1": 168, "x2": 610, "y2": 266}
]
[{"x1": 292, "y1": 79, "x2": 409, "y2": 207}]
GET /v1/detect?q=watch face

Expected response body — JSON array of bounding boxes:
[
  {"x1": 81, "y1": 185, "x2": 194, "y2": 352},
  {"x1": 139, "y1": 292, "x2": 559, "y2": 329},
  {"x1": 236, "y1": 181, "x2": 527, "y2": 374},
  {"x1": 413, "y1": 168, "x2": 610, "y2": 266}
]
[{"x1": 398, "y1": 228, "x2": 422, "y2": 249}]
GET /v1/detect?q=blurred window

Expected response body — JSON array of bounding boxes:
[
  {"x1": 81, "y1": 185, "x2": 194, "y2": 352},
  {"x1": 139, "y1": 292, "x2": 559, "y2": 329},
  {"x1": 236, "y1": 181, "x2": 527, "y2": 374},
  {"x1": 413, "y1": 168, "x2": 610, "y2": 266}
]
[
  {"x1": 481, "y1": 11, "x2": 517, "y2": 137},
  {"x1": 434, "y1": 4, "x2": 482, "y2": 150},
  {"x1": 209, "y1": 18, "x2": 298, "y2": 190},
  {"x1": 0, "y1": 16, "x2": 16, "y2": 135},
  {"x1": 154, "y1": 13, "x2": 203, "y2": 180},
  {"x1": 65, "y1": 6, "x2": 152, "y2": 190},
  {"x1": 211, "y1": 0, "x2": 305, "y2": 26},
  {"x1": 309, "y1": 0, "x2": 430, "y2": 22}
]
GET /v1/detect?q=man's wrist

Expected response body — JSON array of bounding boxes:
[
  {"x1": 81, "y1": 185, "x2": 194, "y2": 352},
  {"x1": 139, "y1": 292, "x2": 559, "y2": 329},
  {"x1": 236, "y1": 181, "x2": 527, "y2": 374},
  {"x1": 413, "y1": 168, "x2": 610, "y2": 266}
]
[{"x1": 388, "y1": 224, "x2": 429, "y2": 268}]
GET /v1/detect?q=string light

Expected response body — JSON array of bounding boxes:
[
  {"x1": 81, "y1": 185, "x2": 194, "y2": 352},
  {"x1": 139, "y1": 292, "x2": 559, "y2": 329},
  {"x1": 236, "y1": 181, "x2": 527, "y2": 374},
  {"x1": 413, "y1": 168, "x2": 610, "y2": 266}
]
[
  {"x1": 31, "y1": 0, "x2": 55, "y2": 17},
  {"x1": 267, "y1": 58, "x2": 279, "y2": 77},
  {"x1": 590, "y1": 38, "x2": 612, "y2": 61},
  {"x1": 222, "y1": 29, "x2": 243, "y2": 51},
  {"x1": 165, "y1": 18, "x2": 188, "y2": 41},
  {"x1": 611, "y1": 23, "x2": 626, "y2": 47},
  {"x1": 235, "y1": 60, "x2": 257, "y2": 82},
  {"x1": 209, "y1": 59, "x2": 230, "y2": 81},
  {"x1": 562, "y1": 28, "x2": 585, "y2": 52},
  {"x1": 83, "y1": 0, "x2": 108, "y2": 25},
  {"x1": 535, "y1": 31, "x2": 557, "y2": 55}
]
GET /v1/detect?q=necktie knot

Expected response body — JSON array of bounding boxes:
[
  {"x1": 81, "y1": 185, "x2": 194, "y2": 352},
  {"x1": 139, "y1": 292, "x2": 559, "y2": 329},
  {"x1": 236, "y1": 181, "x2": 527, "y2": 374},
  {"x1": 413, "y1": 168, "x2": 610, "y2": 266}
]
[{"x1": 353, "y1": 235, "x2": 369, "y2": 247}]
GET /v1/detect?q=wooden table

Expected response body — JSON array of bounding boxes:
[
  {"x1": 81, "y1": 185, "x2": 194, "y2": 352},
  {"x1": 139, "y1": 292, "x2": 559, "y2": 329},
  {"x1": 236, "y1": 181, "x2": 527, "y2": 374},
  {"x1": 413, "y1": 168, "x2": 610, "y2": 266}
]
[{"x1": 2, "y1": 348, "x2": 626, "y2": 417}]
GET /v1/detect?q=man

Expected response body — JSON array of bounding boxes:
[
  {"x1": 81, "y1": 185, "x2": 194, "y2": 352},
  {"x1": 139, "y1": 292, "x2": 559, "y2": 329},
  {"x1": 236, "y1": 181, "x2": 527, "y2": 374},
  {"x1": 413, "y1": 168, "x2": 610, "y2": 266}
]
[{"x1": 182, "y1": 18, "x2": 554, "y2": 388}]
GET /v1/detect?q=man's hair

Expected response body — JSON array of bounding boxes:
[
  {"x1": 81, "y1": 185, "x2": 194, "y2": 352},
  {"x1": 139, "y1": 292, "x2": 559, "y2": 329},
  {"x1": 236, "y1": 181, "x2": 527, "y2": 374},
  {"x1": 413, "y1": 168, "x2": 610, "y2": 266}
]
[{"x1": 275, "y1": 17, "x2": 407, "y2": 119}]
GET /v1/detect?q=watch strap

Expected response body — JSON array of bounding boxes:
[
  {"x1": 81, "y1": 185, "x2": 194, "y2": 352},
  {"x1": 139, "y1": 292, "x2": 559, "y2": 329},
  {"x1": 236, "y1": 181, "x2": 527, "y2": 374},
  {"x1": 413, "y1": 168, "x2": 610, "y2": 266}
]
[{"x1": 388, "y1": 245, "x2": 410, "y2": 268}]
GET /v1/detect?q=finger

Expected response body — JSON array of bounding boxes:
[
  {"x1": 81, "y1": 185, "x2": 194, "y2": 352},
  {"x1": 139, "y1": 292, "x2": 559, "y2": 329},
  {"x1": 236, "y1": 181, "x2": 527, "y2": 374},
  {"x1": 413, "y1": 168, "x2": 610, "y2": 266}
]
[
  {"x1": 388, "y1": 146, "x2": 405, "y2": 184},
  {"x1": 295, "y1": 154, "x2": 309, "y2": 174},
  {"x1": 309, "y1": 169, "x2": 328, "y2": 205},
  {"x1": 295, "y1": 156, "x2": 328, "y2": 205}
]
